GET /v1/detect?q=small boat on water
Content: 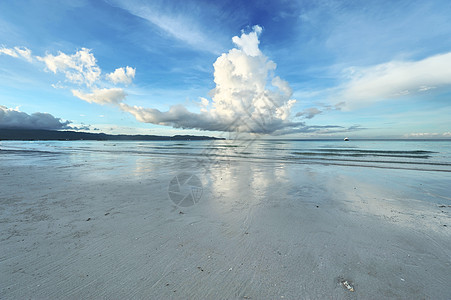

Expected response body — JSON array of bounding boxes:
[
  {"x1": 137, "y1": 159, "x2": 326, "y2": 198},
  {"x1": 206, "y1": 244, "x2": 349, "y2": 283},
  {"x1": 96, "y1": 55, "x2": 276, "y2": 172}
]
[{"x1": 344, "y1": 137, "x2": 349, "y2": 141}]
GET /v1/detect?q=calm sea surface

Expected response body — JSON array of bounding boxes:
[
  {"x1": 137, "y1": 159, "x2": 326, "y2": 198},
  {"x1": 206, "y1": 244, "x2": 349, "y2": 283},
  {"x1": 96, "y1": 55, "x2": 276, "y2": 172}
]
[{"x1": 1, "y1": 139, "x2": 450, "y2": 172}]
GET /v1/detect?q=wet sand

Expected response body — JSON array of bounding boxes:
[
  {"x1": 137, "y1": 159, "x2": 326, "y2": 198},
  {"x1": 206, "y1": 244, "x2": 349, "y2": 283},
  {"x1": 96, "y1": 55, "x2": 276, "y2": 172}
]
[{"x1": 0, "y1": 151, "x2": 450, "y2": 299}]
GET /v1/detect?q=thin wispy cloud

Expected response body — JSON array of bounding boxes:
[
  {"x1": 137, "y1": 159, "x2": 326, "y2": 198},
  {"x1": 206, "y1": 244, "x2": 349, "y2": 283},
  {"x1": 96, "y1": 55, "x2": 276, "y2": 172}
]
[
  {"x1": 295, "y1": 107, "x2": 322, "y2": 119},
  {"x1": 109, "y1": 0, "x2": 223, "y2": 54},
  {"x1": 0, "y1": 46, "x2": 33, "y2": 62},
  {"x1": 339, "y1": 52, "x2": 451, "y2": 110}
]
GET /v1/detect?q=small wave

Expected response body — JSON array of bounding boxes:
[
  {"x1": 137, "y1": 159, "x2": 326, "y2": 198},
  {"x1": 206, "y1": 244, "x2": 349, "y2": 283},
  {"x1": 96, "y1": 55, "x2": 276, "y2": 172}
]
[
  {"x1": 287, "y1": 155, "x2": 451, "y2": 167},
  {"x1": 217, "y1": 145, "x2": 242, "y2": 148},
  {"x1": 306, "y1": 149, "x2": 436, "y2": 154},
  {"x1": 292, "y1": 152, "x2": 431, "y2": 159},
  {"x1": 0, "y1": 149, "x2": 62, "y2": 155}
]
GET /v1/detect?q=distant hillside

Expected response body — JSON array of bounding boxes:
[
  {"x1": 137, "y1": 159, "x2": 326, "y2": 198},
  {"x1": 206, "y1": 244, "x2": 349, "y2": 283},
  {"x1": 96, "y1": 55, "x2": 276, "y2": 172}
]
[{"x1": 0, "y1": 129, "x2": 225, "y2": 141}]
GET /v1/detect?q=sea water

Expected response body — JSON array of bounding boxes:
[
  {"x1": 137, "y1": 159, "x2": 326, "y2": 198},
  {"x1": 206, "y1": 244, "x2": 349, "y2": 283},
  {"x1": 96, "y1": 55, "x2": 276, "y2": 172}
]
[{"x1": 1, "y1": 139, "x2": 450, "y2": 173}]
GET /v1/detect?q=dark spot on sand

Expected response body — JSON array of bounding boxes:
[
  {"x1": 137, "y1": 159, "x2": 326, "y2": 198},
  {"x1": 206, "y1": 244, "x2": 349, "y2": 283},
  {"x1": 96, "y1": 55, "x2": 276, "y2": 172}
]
[{"x1": 86, "y1": 218, "x2": 91, "y2": 221}]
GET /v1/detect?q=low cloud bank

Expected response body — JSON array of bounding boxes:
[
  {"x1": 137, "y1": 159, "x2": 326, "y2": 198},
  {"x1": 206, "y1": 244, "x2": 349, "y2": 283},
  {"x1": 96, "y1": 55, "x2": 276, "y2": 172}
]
[
  {"x1": 404, "y1": 132, "x2": 451, "y2": 138},
  {"x1": 0, "y1": 106, "x2": 72, "y2": 130},
  {"x1": 0, "y1": 106, "x2": 91, "y2": 131}
]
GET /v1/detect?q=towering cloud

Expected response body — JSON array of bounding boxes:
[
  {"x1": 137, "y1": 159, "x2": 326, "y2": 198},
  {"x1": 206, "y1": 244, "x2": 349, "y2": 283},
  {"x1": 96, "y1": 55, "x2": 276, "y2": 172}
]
[{"x1": 121, "y1": 26, "x2": 302, "y2": 134}]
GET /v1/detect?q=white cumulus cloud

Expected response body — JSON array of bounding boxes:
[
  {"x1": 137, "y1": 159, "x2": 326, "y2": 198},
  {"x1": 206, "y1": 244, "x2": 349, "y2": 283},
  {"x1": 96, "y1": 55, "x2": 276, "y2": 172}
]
[
  {"x1": 72, "y1": 88, "x2": 127, "y2": 105},
  {"x1": 3, "y1": 46, "x2": 136, "y2": 89},
  {"x1": 107, "y1": 66, "x2": 136, "y2": 85},
  {"x1": 119, "y1": 26, "x2": 302, "y2": 134},
  {"x1": 340, "y1": 52, "x2": 451, "y2": 110},
  {"x1": 231, "y1": 25, "x2": 263, "y2": 57},
  {"x1": 37, "y1": 48, "x2": 101, "y2": 87}
]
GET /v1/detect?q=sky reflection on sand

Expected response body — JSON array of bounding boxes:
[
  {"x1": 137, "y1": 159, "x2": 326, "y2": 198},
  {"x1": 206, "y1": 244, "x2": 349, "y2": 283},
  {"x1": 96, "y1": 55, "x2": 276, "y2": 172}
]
[{"x1": 1, "y1": 140, "x2": 450, "y2": 298}]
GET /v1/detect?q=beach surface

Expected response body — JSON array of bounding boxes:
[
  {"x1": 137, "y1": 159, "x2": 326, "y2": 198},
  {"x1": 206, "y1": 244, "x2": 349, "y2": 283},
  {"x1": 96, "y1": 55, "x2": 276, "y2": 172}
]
[{"x1": 1, "y1": 141, "x2": 450, "y2": 299}]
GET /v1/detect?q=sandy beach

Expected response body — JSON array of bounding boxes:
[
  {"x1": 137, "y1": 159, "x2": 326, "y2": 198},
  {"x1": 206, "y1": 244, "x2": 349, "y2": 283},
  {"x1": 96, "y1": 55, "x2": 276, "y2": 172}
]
[{"x1": 1, "y1": 141, "x2": 450, "y2": 299}]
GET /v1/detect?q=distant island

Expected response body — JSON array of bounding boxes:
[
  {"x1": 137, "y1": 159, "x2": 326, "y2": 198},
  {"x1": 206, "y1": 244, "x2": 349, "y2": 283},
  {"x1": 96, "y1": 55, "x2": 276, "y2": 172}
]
[{"x1": 0, "y1": 129, "x2": 225, "y2": 141}]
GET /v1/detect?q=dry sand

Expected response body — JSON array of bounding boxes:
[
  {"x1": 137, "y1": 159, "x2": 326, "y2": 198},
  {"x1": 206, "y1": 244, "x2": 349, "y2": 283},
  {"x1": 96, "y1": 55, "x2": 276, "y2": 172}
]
[{"x1": 0, "y1": 152, "x2": 450, "y2": 299}]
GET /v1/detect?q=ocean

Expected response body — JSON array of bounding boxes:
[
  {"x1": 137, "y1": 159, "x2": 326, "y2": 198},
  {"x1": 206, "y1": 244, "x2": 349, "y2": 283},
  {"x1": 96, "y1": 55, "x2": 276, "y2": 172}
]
[{"x1": 1, "y1": 139, "x2": 450, "y2": 173}]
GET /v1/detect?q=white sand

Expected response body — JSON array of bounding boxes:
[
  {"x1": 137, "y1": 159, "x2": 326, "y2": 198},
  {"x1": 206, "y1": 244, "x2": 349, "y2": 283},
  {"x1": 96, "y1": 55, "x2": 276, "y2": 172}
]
[{"x1": 1, "y1": 152, "x2": 450, "y2": 299}]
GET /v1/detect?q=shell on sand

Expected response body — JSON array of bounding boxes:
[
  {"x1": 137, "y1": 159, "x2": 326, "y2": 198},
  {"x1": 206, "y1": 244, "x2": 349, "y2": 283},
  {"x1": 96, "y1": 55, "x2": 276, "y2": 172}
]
[{"x1": 342, "y1": 280, "x2": 355, "y2": 292}]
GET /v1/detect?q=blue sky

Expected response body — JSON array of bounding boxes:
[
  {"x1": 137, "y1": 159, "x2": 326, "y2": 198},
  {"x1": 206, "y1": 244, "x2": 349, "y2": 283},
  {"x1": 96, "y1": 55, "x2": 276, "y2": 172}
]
[{"x1": 0, "y1": 0, "x2": 450, "y2": 138}]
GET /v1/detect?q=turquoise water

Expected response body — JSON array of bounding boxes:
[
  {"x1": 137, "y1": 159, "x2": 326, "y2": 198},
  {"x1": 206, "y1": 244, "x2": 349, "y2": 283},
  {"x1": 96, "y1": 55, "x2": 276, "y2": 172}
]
[{"x1": 1, "y1": 139, "x2": 450, "y2": 172}]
